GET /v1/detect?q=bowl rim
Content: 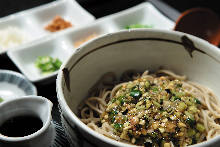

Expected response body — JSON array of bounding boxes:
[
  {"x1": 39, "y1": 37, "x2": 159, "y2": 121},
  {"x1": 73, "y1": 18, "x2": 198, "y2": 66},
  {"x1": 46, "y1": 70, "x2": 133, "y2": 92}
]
[
  {"x1": 0, "y1": 69, "x2": 37, "y2": 96},
  {"x1": 56, "y1": 29, "x2": 220, "y2": 147}
]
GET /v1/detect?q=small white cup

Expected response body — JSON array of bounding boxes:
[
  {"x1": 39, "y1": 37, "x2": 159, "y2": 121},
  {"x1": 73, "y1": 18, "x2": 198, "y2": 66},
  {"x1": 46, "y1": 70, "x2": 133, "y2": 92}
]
[{"x1": 0, "y1": 96, "x2": 53, "y2": 147}]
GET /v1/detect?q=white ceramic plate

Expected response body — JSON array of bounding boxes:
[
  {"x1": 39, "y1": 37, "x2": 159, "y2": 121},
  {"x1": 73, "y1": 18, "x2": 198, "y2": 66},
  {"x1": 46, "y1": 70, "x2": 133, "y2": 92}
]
[
  {"x1": 8, "y1": 2, "x2": 174, "y2": 83},
  {"x1": 0, "y1": 0, "x2": 95, "y2": 55},
  {"x1": 100, "y1": 2, "x2": 175, "y2": 30},
  {"x1": 67, "y1": 2, "x2": 175, "y2": 48},
  {"x1": 64, "y1": 2, "x2": 175, "y2": 48},
  {"x1": 8, "y1": 35, "x2": 73, "y2": 82},
  {"x1": 7, "y1": 19, "x2": 115, "y2": 82},
  {"x1": 0, "y1": 70, "x2": 37, "y2": 102}
]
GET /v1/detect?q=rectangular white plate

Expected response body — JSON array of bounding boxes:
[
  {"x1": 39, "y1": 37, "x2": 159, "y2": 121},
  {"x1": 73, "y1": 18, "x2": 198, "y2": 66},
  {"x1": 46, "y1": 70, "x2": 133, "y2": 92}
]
[
  {"x1": 99, "y1": 2, "x2": 175, "y2": 31},
  {"x1": 0, "y1": 0, "x2": 95, "y2": 55},
  {"x1": 8, "y1": 2, "x2": 175, "y2": 83},
  {"x1": 64, "y1": 2, "x2": 175, "y2": 49},
  {"x1": 8, "y1": 35, "x2": 73, "y2": 82}
]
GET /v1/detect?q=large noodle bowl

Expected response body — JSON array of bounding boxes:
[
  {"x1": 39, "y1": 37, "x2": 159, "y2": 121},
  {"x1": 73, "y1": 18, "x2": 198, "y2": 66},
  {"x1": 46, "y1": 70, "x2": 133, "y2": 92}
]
[{"x1": 78, "y1": 69, "x2": 220, "y2": 147}]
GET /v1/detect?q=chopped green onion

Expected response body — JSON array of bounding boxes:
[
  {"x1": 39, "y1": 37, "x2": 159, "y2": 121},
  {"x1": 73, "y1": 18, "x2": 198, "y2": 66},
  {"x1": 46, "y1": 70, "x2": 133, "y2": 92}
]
[
  {"x1": 194, "y1": 98, "x2": 201, "y2": 104},
  {"x1": 196, "y1": 123, "x2": 205, "y2": 132},
  {"x1": 187, "y1": 129, "x2": 196, "y2": 137},
  {"x1": 125, "y1": 24, "x2": 153, "y2": 29},
  {"x1": 109, "y1": 110, "x2": 117, "y2": 123},
  {"x1": 136, "y1": 105, "x2": 145, "y2": 110},
  {"x1": 111, "y1": 98, "x2": 116, "y2": 103},
  {"x1": 145, "y1": 81, "x2": 150, "y2": 88},
  {"x1": 174, "y1": 97, "x2": 181, "y2": 101},
  {"x1": 188, "y1": 106, "x2": 198, "y2": 113},
  {"x1": 185, "y1": 111, "x2": 194, "y2": 120},
  {"x1": 0, "y1": 97, "x2": 3, "y2": 103},
  {"x1": 122, "y1": 115, "x2": 128, "y2": 121},
  {"x1": 114, "y1": 123, "x2": 123, "y2": 132},
  {"x1": 131, "y1": 85, "x2": 139, "y2": 90},
  {"x1": 130, "y1": 90, "x2": 142, "y2": 99},
  {"x1": 149, "y1": 132, "x2": 157, "y2": 138},
  {"x1": 174, "y1": 92, "x2": 185, "y2": 97},
  {"x1": 167, "y1": 107, "x2": 174, "y2": 113},
  {"x1": 186, "y1": 118, "x2": 196, "y2": 128},
  {"x1": 35, "y1": 56, "x2": 62, "y2": 74},
  {"x1": 146, "y1": 100, "x2": 152, "y2": 109},
  {"x1": 176, "y1": 83, "x2": 182, "y2": 88},
  {"x1": 152, "y1": 87, "x2": 158, "y2": 92},
  {"x1": 153, "y1": 100, "x2": 160, "y2": 107},
  {"x1": 117, "y1": 96, "x2": 125, "y2": 105},
  {"x1": 178, "y1": 102, "x2": 187, "y2": 111}
]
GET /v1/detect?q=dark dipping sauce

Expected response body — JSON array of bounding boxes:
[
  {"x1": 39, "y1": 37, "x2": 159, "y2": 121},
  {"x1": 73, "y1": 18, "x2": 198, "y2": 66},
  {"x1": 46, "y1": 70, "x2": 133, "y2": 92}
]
[{"x1": 0, "y1": 115, "x2": 43, "y2": 137}]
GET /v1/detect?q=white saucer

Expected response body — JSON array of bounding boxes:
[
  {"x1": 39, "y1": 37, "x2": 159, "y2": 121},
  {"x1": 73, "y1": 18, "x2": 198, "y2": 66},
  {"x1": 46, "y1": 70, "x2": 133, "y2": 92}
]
[{"x1": 0, "y1": 70, "x2": 37, "y2": 102}]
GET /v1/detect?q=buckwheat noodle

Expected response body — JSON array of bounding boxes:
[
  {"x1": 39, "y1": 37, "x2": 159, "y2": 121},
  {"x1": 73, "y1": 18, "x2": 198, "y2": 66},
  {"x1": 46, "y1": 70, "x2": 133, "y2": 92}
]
[{"x1": 78, "y1": 69, "x2": 220, "y2": 146}]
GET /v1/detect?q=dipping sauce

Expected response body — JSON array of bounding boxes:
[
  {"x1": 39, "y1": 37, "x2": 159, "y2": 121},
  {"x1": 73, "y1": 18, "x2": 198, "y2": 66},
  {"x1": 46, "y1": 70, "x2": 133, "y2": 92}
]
[
  {"x1": 45, "y1": 16, "x2": 72, "y2": 32},
  {"x1": 0, "y1": 115, "x2": 43, "y2": 137}
]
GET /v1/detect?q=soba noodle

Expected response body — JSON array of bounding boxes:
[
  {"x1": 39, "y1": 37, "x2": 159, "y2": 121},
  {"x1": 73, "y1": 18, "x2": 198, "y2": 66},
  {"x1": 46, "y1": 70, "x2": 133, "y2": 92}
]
[{"x1": 78, "y1": 70, "x2": 220, "y2": 146}]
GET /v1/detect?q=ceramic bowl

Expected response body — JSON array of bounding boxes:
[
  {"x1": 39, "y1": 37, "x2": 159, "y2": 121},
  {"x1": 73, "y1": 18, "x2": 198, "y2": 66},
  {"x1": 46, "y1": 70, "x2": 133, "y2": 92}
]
[
  {"x1": 0, "y1": 70, "x2": 37, "y2": 102},
  {"x1": 56, "y1": 29, "x2": 220, "y2": 147}
]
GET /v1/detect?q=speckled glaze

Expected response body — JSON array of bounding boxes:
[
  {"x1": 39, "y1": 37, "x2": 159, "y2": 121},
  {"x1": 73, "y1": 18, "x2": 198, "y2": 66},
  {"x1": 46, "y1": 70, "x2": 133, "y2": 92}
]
[{"x1": 57, "y1": 29, "x2": 220, "y2": 147}]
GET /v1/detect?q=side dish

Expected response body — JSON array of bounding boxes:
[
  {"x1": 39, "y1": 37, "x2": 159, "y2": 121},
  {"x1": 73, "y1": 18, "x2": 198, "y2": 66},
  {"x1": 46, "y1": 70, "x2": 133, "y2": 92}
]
[
  {"x1": 35, "y1": 56, "x2": 62, "y2": 74},
  {"x1": 125, "y1": 24, "x2": 153, "y2": 29},
  {"x1": 74, "y1": 34, "x2": 98, "y2": 48},
  {"x1": 79, "y1": 69, "x2": 220, "y2": 147},
  {"x1": 0, "y1": 97, "x2": 3, "y2": 103},
  {"x1": 0, "y1": 26, "x2": 30, "y2": 49},
  {"x1": 45, "y1": 16, "x2": 72, "y2": 32}
]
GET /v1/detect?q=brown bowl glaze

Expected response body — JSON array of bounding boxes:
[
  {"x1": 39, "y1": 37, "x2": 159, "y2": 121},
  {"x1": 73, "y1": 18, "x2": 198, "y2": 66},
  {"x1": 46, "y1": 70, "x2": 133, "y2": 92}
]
[{"x1": 174, "y1": 8, "x2": 220, "y2": 46}]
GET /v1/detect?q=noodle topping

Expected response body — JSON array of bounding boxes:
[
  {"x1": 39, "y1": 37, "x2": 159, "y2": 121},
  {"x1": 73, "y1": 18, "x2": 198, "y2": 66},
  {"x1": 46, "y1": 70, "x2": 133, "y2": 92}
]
[
  {"x1": 79, "y1": 70, "x2": 220, "y2": 147},
  {"x1": 101, "y1": 76, "x2": 205, "y2": 146}
]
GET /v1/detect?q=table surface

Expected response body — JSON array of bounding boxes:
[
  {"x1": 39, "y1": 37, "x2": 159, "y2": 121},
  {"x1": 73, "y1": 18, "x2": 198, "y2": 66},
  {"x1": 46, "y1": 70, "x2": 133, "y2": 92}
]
[{"x1": 0, "y1": 0, "x2": 219, "y2": 146}]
